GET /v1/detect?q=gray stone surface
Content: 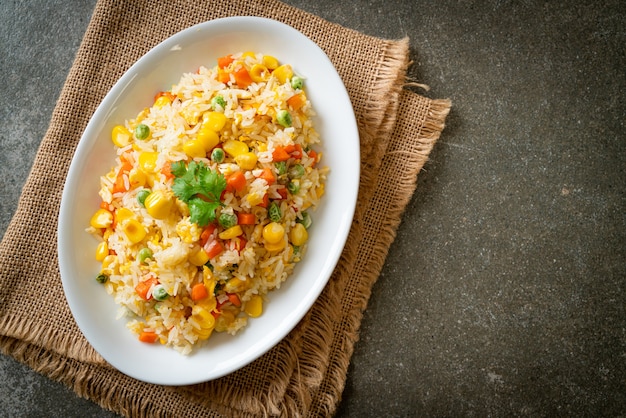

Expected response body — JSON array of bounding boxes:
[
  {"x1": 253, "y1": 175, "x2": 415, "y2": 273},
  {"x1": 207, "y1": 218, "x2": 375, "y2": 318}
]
[{"x1": 1, "y1": 1, "x2": 625, "y2": 416}]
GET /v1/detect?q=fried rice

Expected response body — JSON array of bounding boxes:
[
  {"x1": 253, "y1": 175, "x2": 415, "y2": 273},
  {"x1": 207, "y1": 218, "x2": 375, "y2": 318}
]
[{"x1": 87, "y1": 51, "x2": 327, "y2": 354}]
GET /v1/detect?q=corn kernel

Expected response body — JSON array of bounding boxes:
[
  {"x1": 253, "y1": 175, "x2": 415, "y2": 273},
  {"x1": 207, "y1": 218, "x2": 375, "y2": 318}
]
[
  {"x1": 90, "y1": 208, "x2": 113, "y2": 229},
  {"x1": 202, "y1": 111, "x2": 227, "y2": 132},
  {"x1": 138, "y1": 152, "x2": 159, "y2": 174},
  {"x1": 262, "y1": 55, "x2": 279, "y2": 70},
  {"x1": 224, "y1": 277, "x2": 249, "y2": 293},
  {"x1": 101, "y1": 254, "x2": 117, "y2": 276},
  {"x1": 264, "y1": 239, "x2": 286, "y2": 252},
  {"x1": 192, "y1": 305, "x2": 216, "y2": 329},
  {"x1": 234, "y1": 152, "x2": 258, "y2": 170},
  {"x1": 249, "y1": 64, "x2": 269, "y2": 82},
  {"x1": 183, "y1": 139, "x2": 207, "y2": 158},
  {"x1": 128, "y1": 168, "x2": 146, "y2": 189},
  {"x1": 218, "y1": 225, "x2": 243, "y2": 240},
  {"x1": 122, "y1": 218, "x2": 146, "y2": 244},
  {"x1": 263, "y1": 222, "x2": 285, "y2": 244},
  {"x1": 191, "y1": 312, "x2": 214, "y2": 338},
  {"x1": 272, "y1": 64, "x2": 293, "y2": 84},
  {"x1": 189, "y1": 248, "x2": 210, "y2": 266},
  {"x1": 111, "y1": 125, "x2": 132, "y2": 147},
  {"x1": 223, "y1": 140, "x2": 249, "y2": 157},
  {"x1": 196, "y1": 328, "x2": 213, "y2": 340},
  {"x1": 289, "y1": 223, "x2": 308, "y2": 246},
  {"x1": 95, "y1": 241, "x2": 109, "y2": 262},
  {"x1": 115, "y1": 207, "x2": 134, "y2": 224},
  {"x1": 144, "y1": 190, "x2": 174, "y2": 220},
  {"x1": 196, "y1": 125, "x2": 220, "y2": 151},
  {"x1": 244, "y1": 295, "x2": 263, "y2": 317},
  {"x1": 153, "y1": 95, "x2": 171, "y2": 108}
]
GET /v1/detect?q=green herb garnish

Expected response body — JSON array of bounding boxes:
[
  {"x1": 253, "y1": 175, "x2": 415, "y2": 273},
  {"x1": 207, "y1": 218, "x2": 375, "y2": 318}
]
[{"x1": 171, "y1": 161, "x2": 226, "y2": 226}]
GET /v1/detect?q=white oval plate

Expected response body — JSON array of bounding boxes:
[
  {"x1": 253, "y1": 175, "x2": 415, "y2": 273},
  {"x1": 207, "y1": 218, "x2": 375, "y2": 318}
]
[{"x1": 58, "y1": 17, "x2": 359, "y2": 385}]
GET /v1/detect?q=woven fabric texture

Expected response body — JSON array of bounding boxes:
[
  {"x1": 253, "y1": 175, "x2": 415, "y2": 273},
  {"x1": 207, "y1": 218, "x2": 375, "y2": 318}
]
[{"x1": 0, "y1": 0, "x2": 450, "y2": 416}]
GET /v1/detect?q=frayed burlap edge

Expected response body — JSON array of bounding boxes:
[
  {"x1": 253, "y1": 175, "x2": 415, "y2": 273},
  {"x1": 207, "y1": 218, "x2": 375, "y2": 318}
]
[{"x1": 0, "y1": 311, "x2": 106, "y2": 366}]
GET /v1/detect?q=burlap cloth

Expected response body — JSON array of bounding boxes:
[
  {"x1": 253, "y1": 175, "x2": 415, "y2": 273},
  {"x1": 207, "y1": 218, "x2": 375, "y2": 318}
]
[{"x1": 0, "y1": 0, "x2": 450, "y2": 416}]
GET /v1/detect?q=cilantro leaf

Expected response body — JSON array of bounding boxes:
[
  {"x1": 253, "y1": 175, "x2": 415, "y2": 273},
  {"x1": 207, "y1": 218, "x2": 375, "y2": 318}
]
[
  {"x1": 188, "y1": 197, "x2": 220, "y2": 226},
  {"x1": 172, "y1": 175, "x2": 203, "y2": 201},
  {"x1": 170, "y1": 161, "x2": 226, "y2": 226},
  {"x1": 170, "y1": 160, "x2": 187, "y2": 177},
  {"x1": 199, "y1": 167, "x2": 227, "y2": 201}
]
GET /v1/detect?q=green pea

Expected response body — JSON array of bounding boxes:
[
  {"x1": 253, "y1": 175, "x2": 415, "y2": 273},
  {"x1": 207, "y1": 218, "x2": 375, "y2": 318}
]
[
  {"x1": 137, "y1": 247, "x2": 153, "y2": 264},
  {"x1": 211, "y1": 148, "x2": 225, "y2": 163},
  {"x1": 275, "y1": 161, "x2": 287, "y2": 176},
  {"x1": 288, "y1": 164, "x2": 305, "y2": 179},
  {"x1": 137, "y1": 189, "x2": 151, "y2": 207},
  {"x1": 211, "y1": 95, "x2": 226, "y2": 111},
  {"x1": 134, "y1": 123, "x2": 150, "y2": 140},
  {"x1": 152, "y1": 284, "x2": 169, "y2": 301},
  {"x1": 218, "y1": 213, "x2": 238, "y2": 229},
  {"x1": 96, "y1": 274, "x2": 109, "y2": 284},
  {"x1": 268, "y1": 201, "x2": 282, "y2": 222},
  {"x1": 287, "y1": 180, "x2": 300, "y2": 195},
  {"x1": 297, "y1": 211, "x2": 312, "y2": 229},
  {"x1": 276, "y1": 110, "x2": 292, "y2": 128},
  {"x1": 291, "y1": 76, "x2": 304, "y2": 90}
]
